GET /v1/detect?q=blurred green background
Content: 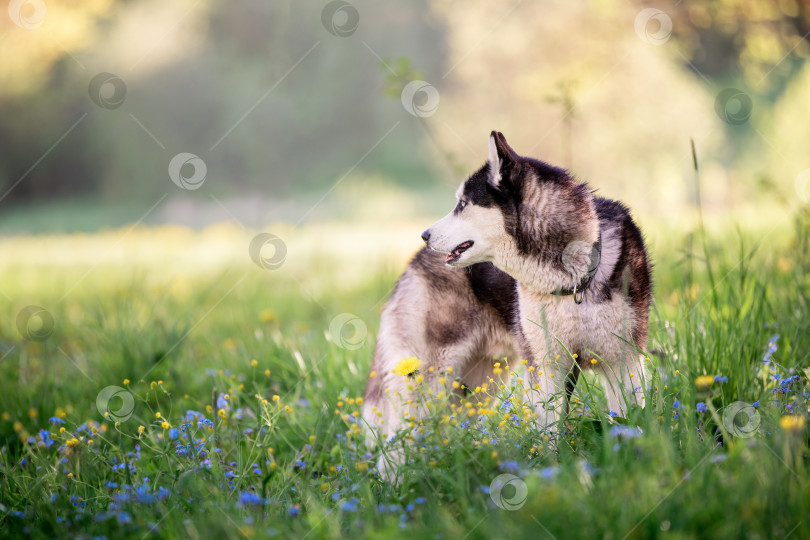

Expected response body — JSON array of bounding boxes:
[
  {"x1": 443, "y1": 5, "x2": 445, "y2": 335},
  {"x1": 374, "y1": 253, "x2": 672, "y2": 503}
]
[{"x1": 1, "y1": 0, "x2": 809, "y2": 234}]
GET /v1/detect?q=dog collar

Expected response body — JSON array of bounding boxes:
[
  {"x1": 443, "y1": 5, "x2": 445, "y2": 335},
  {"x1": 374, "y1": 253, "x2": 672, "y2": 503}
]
[{"x1": 552, "y1": 231, "x2": 602, "y2": 304}]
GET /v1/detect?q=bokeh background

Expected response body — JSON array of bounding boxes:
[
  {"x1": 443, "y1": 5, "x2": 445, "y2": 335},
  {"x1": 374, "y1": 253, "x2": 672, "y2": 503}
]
[
  {"x1": 2, "y1": 0, "x2": 810, "y2": 379},
  {"x1": 2, "y1": 0, "x2": 809, "y2": 234},
  {"x1": 4, "y1": 0, "x2": 810, "y2": 361}
]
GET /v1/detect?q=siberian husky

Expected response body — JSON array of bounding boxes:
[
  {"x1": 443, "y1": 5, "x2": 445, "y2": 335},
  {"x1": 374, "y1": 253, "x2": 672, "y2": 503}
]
[{"x1": 362, "y1": 131, "x2": 652, "y2": 450}]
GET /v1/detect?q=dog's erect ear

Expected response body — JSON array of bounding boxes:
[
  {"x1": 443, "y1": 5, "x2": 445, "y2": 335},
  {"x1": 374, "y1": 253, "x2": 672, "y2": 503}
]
[{"x1": 487, "y1": 131, "x2": 517, "y2": 188}]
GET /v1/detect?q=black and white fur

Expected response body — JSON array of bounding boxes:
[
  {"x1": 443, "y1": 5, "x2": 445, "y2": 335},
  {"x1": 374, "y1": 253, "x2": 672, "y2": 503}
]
[{"x1": 362, "y1": 131, "x2": 652, "y2": 447}]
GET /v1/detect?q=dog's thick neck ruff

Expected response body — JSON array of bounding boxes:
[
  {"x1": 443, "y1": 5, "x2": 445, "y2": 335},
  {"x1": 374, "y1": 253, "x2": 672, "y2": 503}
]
[
  {"x1": 493, "y1": 196, "x2": 602, "y2": 301},
  {"x1": 551, "y1": 231, "x2": 602, "y2": 304}
]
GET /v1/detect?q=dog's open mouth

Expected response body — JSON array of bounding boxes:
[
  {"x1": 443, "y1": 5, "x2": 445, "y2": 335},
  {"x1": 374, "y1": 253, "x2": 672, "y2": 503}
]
[{"x1": 446, "y1": 241, "x2": 474, "y2": 264}]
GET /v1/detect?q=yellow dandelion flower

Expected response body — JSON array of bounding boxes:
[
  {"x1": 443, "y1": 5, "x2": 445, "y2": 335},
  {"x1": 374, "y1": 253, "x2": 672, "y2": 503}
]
[
  {"x1": 66, "y1": 438, "x2": 80, "y2": 448},
  {"x1": 161, "y1": 422, "x2": 170, "y2": 430},
  {"x1": 138, "y1": 425, "x2": 145, "y2": 435},
  {"x1": 265, "y1": 369, "x2": 271, "y2": 376},
  {"x1": 272, "y1": 395, "x2": 280, "y2": 402},
  {"x1": 780, "y1": 415, "x2": 805, "y2": 432},
  {"x1": 590, "y1": 358, "x2": 597, "y2": 365},
  {"x1": 392, "y1": 357, "x2": 422, "y2": 377},
  {"x1": 259, "y1": 309, "x2": 276, "y2": 323},
  {"x1": 369, "y1": 370, "x2": 376, "y2": 378},
  {"x1": 155, "y1": 412, "x2": 161, "y2": 419},
  {"x1": 251, "y1": 359, "x2": 258, "y2": 367},
  {"x1": 695, "y1": 375, "x2": 714, "y2": 389},
  {"x1": 123, "y1": 379, "x2": 130, "y2": 385}
]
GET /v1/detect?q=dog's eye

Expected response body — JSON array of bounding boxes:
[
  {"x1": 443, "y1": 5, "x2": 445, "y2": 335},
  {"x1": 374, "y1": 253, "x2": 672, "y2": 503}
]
[{"x1": 457, "y1": 200, "x2": 467, "y2": 212}]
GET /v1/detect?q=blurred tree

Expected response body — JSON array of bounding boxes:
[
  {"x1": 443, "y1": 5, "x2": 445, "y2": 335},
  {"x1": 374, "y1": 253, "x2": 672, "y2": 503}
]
[
  {"x1": 663, "y1": 0, "x2": 810, "y2": 94},
  {"x1": 0, "y1": 0, "x2": 447, "y2": 206},
  {"x1": 0, "y1": 0, "x2": 116, "y2": 96},
  {"x1": 0, "y1": 0, "x2": 117, "y2": 200}
]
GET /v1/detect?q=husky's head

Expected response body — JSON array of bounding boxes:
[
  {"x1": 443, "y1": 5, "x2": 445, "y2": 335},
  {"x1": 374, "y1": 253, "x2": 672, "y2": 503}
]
[{"x1": 422, "y1": 131, "x2": 599, "y2": 292}]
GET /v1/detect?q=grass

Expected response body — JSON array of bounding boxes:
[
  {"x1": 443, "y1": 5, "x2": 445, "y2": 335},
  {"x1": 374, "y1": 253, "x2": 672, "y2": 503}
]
[{"x1": 1, "y1": 210, "x2": 809, "y2": 539}]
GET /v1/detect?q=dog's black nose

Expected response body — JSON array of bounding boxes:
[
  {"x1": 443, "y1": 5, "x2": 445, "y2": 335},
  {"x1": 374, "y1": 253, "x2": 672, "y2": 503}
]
[{"x1": 421, "y1": 230, "x2": 431, "y2": 244}]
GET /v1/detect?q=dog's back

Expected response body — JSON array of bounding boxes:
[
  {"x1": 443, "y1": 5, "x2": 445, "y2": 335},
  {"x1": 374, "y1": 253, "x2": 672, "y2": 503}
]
[{"x1": 362, "y1": 249, "x2": 520, "y2": 438}]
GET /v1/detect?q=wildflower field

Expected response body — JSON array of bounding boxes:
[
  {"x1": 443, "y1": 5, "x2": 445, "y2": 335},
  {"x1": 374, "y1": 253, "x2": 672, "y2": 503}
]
[{"x1": 2, "y1": 214, "x2": 810, "y2": 540}]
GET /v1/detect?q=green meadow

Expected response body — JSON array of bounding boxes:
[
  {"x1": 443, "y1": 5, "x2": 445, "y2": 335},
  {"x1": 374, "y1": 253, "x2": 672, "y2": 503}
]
[{"x1": 1, "y1": 208, "x2": 809, "y2": 539}]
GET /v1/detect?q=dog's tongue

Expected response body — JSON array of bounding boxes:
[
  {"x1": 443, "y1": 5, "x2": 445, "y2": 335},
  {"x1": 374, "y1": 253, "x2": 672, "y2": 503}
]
[{"x1": 446, "y1": 241, "x2": 472, "y2": 262}]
